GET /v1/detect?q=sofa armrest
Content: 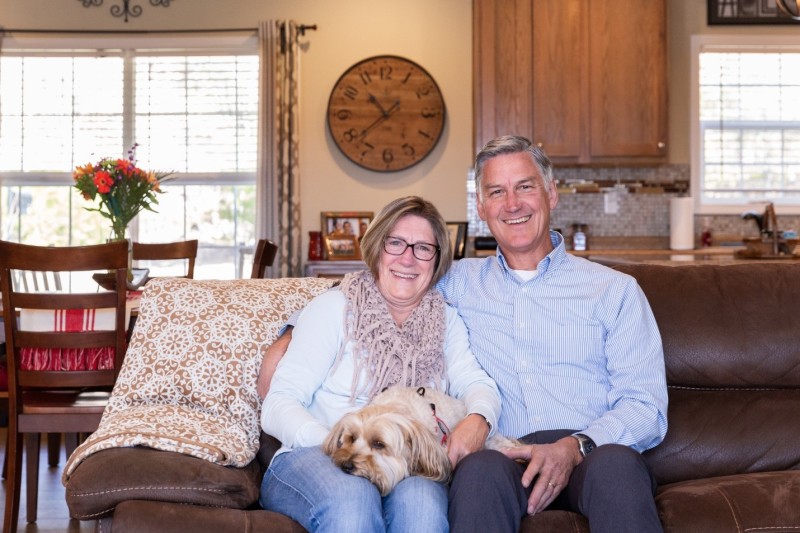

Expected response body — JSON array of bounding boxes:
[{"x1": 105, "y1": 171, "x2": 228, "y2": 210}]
[
  {"x1": 111, "y1": 500, "x2": 306, "y2": 533},
  {"x1": 258, "y1": 431, "x2": 282, "y2": 474},
  {"x1": 65, "y1": 447, "x2": 262, "y2": 520}
]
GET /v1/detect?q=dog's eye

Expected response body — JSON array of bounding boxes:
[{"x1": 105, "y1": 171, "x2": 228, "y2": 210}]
[{"x1": 371, "y1": 440, "x2": 385, "y2": 450}]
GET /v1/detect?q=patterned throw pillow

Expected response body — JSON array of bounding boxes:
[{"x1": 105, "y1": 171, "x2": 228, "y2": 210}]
[{"x1": 63, "y1": 276, "x2": 336, "y2": 479}]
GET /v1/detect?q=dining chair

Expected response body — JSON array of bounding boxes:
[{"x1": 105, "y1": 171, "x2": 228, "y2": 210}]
[
  {"x1": 250, "y1": 239, "x2": 279, "y2": 279},
  {"x1": 1, "y1": 384, "x2": 7, "y2": 479},
  {"x1": 132, "y1": 239, "x2": 198, "y2": 279},
  {"x1": 0, "y1": 240, "x2": 129, "y2": 533}
]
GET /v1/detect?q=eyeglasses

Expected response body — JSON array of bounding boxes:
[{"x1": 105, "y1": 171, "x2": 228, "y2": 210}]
[{"x1": 383, "y1": 236, "x2": 440, "y2": 261}]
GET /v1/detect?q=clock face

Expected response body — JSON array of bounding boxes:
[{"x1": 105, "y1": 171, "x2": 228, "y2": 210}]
[{"x1": 327, "y1": 55, "x2": 446, "y2": 172}]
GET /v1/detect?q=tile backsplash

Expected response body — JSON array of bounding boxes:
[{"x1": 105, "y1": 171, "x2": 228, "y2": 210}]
[{"x1": 466, "y1": 164, "x2": 800, "y2": 245}]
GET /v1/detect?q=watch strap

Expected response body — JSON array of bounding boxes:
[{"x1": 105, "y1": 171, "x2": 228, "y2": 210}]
[{"x1": 572, "y1": 433, "x2": 596, "y2": 457}]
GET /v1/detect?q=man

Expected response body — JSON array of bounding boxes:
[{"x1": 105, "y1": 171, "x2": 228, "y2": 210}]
[{"x1": 441, "y1": 135, "x2": 667, "y2": 532}]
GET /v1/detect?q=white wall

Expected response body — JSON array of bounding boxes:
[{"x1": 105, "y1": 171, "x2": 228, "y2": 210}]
[{"x1": 1, "y1": 0, "x2": 474, "y2": 254}]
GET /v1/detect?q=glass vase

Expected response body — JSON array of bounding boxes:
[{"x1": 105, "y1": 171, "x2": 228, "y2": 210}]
[{"x1": 109, "y1": 226, "x2": 134, "y2": 283}]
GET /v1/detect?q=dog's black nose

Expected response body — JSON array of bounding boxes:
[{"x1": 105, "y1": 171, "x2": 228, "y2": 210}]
[{"x1": 340, "y1": 461, "x2": 355, "y2": 473}]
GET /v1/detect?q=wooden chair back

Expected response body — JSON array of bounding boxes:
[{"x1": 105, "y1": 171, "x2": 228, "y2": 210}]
[
  {"x1": 0, "y1": 240, "x2": 129, "y2": 532},
  {"x1": 250, "y1": 239, "x2": 278, "y2": 279},
  {"x1": 132, "y1": 239, "x2": 198, "y2": 279}
]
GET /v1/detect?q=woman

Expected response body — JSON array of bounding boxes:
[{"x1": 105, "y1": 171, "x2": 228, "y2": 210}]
[{"x1": 260, "y1": 196, "x2": 501, "y2": 533}]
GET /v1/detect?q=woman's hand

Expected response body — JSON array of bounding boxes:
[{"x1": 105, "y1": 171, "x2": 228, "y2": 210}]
[{"x1": 447, "y1": 413, "x2": 491, "y2": 467}]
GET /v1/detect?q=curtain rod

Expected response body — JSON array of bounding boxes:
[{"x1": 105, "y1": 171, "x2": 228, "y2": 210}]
[{"x1": 0, "y1": 24, "x2": 318, "y2": 36}]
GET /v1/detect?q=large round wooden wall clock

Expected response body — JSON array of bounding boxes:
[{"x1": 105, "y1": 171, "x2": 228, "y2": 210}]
[{"x1": 327, "y1": 55, "x2": 446, "y2": 172}]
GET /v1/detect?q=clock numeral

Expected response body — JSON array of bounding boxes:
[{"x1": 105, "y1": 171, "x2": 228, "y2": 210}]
[
  {"x1": 342, "y1": 128, "x2": 359, "y2": 143},
  {"x1": 361, "y1": 143, "x2": 375, "y2": 159},
  {"x1": 421, "y1": 108, "x2": 440, "y2": 119},
  {"x1": 379, "y1": 65, "x2": 393, "y2": 80},
  {"x1": 342, "y1": 85, "x2": 359, "y2": 100},
  {"x1": 360, "y1": 71, "x2": 372, "y2": 85},
  {"x1": 416, "y1": 84, "x2": 435, "y2": 99},
  {"x1": 402, "y1": 143, "x2": 415, "y2": 156},
  {"x1": 382, "y1": 148, "x2": 394, "y2": 164},
  {"x1": 402, "y1": 71, "x2": 412, "y2": 84},
  {"x1": 335, "y1": 109, "x2": 353, "y2": 121},
  {"x1": 418, "y1": 130, "x2": 432, "y2": 139}
]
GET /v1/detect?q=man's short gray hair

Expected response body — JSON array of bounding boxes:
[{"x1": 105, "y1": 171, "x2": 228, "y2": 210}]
[{"x1": 474, "y1": 135, "x2": 554, "y2": 200}]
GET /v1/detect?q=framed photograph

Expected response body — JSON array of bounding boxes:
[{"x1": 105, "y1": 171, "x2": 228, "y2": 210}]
[
  {"x1": 320, "y1": 211, "x2": 373, "y2": 259},
  {"x1": 323, "y1": 235, "x2": 361, "y2": 261},
  {"x1": 708, "y1": 0, "x2": 800, "y2": 25},
  {"x1": 446, "y1": 222, "x2": 468, "y2": 260},
  {"x1": 321, "y1": 211, "x2": 374, "y2": 238}
]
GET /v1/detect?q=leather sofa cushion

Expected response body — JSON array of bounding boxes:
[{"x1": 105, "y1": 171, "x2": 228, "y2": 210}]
[
  {"x1": 66, "y1": 447, "x2": 262, "y2": 520},
  {"x1": 655, "y1": 471, "x2": 800, "y2": 532},
  {"x1": 644, "y1": 388, "x2": 800, "y2": 485},
  {"x1": 615, "y1": 264, "x2": 800, "y2": 388},
  {"x1": 111, "y1": 500, "x2": 306, "y2": 533}
]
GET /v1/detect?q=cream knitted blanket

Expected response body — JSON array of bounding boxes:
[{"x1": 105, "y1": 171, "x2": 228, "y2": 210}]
[{"x1": 63, "y1": 276, "x2": 335, "y2": 481}]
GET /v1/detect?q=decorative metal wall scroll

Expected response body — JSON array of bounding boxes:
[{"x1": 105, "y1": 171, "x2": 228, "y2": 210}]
[{"x1": 78, "y1": 0, "x2": 172, "y2": 23}]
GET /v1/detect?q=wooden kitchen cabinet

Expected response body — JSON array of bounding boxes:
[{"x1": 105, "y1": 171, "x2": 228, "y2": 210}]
[{"x1": 474, "y1": 0, "x2": 667, "y2": 165}]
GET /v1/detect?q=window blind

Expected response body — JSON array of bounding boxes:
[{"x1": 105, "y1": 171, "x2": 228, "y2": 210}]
[
  {"x1": 699, "y1": 48, "x2": 800, "y2": 204},
  {"x1": 0, "y1": 50, "x2": 258, "y2": 182}
]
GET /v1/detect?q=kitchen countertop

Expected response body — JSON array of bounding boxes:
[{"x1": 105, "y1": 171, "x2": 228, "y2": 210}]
[
  {"x1": 473, "y1": 245, "x2": 800, "y2": 266},
  {"x1": 573, "y1": 246, "x2": 800, "y2": 266}
]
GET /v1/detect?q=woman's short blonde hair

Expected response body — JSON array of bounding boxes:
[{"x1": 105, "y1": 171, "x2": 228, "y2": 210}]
[{"x1": 360, "y1": 196, "x2": 452, "y2": 288}]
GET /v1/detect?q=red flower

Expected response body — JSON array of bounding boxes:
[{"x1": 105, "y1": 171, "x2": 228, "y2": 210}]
[{"x1": 94, "y1": 170, "x2": 113, "y2": 194}]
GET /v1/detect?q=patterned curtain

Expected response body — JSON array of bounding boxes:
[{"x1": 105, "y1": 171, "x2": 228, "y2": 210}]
[{"x1": 257, "y1": 21, "x2": 302, "y2": 277}]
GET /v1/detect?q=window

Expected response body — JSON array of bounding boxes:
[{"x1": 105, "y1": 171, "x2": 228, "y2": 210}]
[
  {"x1": 0, "y1": 34, "x2": 259, "y2": 278},
  {"x1": 691, "y1": 35, "x2": 800, "y2": 214}
]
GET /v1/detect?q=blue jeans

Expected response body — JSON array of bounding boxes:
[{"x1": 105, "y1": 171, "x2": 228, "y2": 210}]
[{"x1": 260, "y1": 446, "x2": 449, "y2": 533}]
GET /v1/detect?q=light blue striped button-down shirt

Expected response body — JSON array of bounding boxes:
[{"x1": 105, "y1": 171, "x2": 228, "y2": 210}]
[{"x1": 437, "y1": 231, "x2": 668, "y2": 452}]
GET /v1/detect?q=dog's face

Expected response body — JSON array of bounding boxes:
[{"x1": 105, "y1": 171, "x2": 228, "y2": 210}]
[{"x1": 322, "y1": 403, "x2": 452, "y2": 496}]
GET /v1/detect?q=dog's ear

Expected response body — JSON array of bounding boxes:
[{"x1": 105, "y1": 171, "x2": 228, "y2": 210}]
[
  {"x1": 405, "y1": 419, "x2": 452, "y2": 483},
  {"x1": 322, "y1": 417, "x2": 347, "y2": 456}
]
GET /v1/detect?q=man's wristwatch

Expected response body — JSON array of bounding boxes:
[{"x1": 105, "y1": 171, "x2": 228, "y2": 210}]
[{"x1": 572, "y1": 433, "x2": 596, "y2": 458}]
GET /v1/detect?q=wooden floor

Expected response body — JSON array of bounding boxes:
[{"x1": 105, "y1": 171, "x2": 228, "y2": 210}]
[{"x1": 0, "y1": 429, "x2": 97, "y2": 533}]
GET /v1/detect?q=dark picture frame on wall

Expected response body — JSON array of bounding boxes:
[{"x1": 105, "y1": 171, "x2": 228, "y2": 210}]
[
  {"x1": 446, "y1": 222, "x2": 468, "y2": 260},
  {"x1": 708, "y1": 0, "x2": 800, "y2": 25}
]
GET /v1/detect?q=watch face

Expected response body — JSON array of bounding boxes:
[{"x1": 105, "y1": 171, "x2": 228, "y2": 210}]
[{"x1": 327, "y1": 55, "x2": 446, "y2": 172}]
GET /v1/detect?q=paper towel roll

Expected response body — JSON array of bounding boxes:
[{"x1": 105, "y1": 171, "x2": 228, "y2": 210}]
[{"x1": 670, "y1": 197, "x2": 694, "y2": 250}]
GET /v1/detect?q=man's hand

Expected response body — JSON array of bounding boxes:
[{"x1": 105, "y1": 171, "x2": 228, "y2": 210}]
[
  {"x1": 501, "y1": 436, "x2": 582, "y2": 515},
  {"x1": 447, "y1": 413, "x2": 490, "y2": 467},
  {"x1": 257, "y1": 327, "x2": 294, "y2": 400}
]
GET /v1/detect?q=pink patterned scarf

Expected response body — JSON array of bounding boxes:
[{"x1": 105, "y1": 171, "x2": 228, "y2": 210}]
[{"x1": 335, "y1": 270, "x2": 446, "y2": 402}]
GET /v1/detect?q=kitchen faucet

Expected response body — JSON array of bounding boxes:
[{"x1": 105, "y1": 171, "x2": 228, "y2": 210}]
[
  {"x1": 763, "y1": 202, "x2": 780, "y2": 256},
  {"x1": 741, "y1": 202, "x2": 782, "y2": 256}
]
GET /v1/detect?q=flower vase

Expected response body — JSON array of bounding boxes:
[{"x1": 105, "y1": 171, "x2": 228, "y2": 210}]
[{"x1": 109, "y1": 227, "x2": 134, "y2": 284}]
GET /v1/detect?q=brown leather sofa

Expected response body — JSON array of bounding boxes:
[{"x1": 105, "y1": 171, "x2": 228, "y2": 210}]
[{"x1": 65, "y1": 263, "x2": 800, "y2": 532}]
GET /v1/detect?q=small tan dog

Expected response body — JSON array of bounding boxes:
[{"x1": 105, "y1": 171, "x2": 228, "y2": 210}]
[{"x1": 322, "y1": 386, "x2": 519, "y2": 495}]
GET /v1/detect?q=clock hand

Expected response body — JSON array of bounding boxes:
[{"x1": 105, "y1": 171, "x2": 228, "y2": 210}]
[
  {"x1": 367, "y1": 93, "x2": 389, "y2": 117},
  {"x1": 359, "y1": 101, "x2": 401, "y2": 139},
  {"x1": 383, "y1": 100, "x2": 400, "y2": 117}
]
